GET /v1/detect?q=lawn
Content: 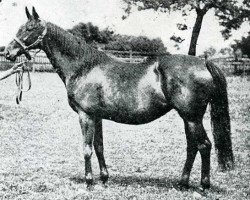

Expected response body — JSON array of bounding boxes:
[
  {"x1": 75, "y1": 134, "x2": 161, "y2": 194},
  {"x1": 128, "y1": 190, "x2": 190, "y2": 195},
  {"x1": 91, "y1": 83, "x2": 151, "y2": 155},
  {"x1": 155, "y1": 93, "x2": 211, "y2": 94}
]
[{"x1": 0, "y1": 73, "x2": 249, "y2": 199}]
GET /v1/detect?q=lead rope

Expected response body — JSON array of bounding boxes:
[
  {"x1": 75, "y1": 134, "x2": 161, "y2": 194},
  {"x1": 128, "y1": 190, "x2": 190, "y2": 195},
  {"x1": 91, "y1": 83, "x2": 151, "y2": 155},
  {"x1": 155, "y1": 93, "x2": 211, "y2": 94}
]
[
  {"x1": 15, "y1": 62, "x2": 31, "y2": 104},
  {"x1": 15, "y1": 49, "x2": 41, "y2": 104}
]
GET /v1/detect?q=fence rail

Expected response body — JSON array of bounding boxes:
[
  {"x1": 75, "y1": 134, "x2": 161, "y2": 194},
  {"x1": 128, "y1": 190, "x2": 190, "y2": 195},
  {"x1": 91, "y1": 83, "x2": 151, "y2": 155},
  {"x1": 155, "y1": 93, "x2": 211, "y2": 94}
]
[
  {"x1": 211, "y1": 57, "x2": 250, "y2": 75},
  {"x1": 0, "y1": 51, "x2": 249, "y2": 75},
  {"x1": 0, "y1": 51, "x2": 53, "y2": 72}
]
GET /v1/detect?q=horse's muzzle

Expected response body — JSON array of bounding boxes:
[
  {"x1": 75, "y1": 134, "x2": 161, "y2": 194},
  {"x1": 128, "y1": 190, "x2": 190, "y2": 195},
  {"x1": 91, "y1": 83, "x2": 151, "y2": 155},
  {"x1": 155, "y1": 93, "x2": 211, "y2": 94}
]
[
  {"x1": 4, "y1": 49, "x2": 31, "y2": 61},
  {"x1": 4, "y1": 50, "x2": 17, "y2": 62}
]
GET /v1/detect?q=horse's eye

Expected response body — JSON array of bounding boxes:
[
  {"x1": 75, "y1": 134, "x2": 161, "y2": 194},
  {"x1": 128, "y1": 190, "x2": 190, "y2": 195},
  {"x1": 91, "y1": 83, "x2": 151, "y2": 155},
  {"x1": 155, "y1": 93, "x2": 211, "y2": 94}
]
[{"x1": 26, "y1": 25, "x2": 33, "y2": 31}]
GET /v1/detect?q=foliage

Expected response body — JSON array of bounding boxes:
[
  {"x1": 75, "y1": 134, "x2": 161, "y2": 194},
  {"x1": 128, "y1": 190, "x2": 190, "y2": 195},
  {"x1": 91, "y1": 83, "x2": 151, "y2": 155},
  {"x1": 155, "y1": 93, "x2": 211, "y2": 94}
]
[
  {"x1": 68, "y1": 22, "x2": 167, "y2": 53},
  {"x1": 0, "y1": 46, "x2": 5, "y2": 52},
  {"x1": 219, "y1": 47, "x2": 234, "y2": 57},
  {"x1": 68, "y1": 22, "x2": 114, "y2": 45},
  {"x1": 123, "y1": 0, "x2": 250, "y2": 55},
  {"x1": 231, "y1": 32, "x2": 250, "y2": 58},
  {"x1": 218, "y1": 1, "x2": 250, "y2": 40},
  {"x1": 203, "y1": 46, "x2": 217, "y2": 58},
  {"x1": 170, "y1": 35, "x2": 185, "y2": 43},
  {"x1": 104, "y1": 35, "x2": 167, "y2": 53},
  {"x1": 0, "y1": 62, "x2": 12, "y2": 71}
]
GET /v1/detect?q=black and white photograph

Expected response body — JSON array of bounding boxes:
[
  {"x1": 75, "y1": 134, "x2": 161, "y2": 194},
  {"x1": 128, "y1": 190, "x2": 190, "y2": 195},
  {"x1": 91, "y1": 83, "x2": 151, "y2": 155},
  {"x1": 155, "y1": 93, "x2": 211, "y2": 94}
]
[{"x1": 0, "y1": 0, "x2": 249, "y2": 199}]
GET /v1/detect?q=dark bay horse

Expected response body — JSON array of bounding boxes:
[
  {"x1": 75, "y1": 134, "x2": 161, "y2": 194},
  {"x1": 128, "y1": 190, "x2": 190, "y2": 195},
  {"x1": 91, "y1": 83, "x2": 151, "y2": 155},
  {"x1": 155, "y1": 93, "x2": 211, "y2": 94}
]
[{"x1": 4, "y1": 7, "x2": 234, "y2": 189}]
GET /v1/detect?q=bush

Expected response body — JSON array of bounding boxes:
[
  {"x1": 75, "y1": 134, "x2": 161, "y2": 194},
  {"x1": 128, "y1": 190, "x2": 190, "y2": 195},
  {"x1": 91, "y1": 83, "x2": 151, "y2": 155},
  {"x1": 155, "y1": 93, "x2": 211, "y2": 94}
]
[
  {"x1": 104, "y1": 35, "x2": 167, "y2": 53},
  {"x1": 0, "y1": 62, "x2": 13, "y2": 71},
  {"x1": 68, "y1": 22, "x2": 168, "y2": 54}
]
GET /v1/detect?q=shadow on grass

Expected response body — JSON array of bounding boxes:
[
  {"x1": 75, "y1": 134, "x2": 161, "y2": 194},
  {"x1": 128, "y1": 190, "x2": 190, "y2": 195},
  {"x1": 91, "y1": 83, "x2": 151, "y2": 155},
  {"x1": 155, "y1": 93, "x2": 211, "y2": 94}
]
[
  {"x1": 111, "y1": 175, "x2": 179, "y2": 188},
  {"x1": 69, "y1": 175, "x2": 226, "y2": 194},
  {"x1": 69, "y1": 177, "x2": 85, "y2": 184}
]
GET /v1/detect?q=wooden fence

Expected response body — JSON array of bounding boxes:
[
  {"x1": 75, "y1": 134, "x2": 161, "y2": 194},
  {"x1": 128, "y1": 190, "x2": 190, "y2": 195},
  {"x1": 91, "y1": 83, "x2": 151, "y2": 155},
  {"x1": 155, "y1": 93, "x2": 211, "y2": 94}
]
[
  {"x1": 0, "y1": 51, "x2": 52, "y2": 72},
  {"x1": 211, "y1": 57, "x2": 250, "y2": 75},
  {"x1": 0, "y1": 51, "x2": 250, "y2": 75}
]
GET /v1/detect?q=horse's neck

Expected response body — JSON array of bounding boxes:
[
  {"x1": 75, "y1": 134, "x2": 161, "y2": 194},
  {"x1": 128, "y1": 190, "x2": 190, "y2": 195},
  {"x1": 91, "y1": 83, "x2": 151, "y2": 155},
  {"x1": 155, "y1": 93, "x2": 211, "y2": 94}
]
[{"x1": 42, "y1": 22, "x2": 109, "y2": 83}]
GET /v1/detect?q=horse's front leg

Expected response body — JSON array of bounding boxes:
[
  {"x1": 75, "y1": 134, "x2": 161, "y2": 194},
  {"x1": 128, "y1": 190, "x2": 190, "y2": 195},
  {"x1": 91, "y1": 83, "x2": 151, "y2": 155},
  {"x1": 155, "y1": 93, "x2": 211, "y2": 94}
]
[
  {"x1": 94, "y1": 119, "x2": 109, "y2": 184},
  {"x1": 78, "y1": 111, "x2": 95, "y2": 187}
]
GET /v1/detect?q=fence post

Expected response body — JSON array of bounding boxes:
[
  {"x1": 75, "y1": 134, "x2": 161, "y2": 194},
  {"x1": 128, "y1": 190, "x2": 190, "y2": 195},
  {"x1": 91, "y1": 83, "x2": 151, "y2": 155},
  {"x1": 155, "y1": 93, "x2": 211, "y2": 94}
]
[
  {"x1": 129, "y1": 50, "x2": 132, "y2": 63},
  {"x1": 32, "y1": 64, "x2": 36, "y2": 73}
]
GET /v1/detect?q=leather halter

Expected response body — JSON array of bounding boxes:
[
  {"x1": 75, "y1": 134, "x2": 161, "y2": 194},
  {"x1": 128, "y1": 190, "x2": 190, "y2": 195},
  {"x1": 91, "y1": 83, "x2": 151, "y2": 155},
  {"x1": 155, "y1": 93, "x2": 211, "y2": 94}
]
[{"x1": 13, "y1": 20, "x2": 47, "y2": 60}]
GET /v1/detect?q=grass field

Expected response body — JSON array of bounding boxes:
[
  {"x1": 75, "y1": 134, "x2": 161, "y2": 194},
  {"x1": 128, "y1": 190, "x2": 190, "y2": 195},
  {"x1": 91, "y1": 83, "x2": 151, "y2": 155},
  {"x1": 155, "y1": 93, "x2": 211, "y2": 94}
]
[{"x1": 0, "y1": 73, "x2": 249, "y2": 200}]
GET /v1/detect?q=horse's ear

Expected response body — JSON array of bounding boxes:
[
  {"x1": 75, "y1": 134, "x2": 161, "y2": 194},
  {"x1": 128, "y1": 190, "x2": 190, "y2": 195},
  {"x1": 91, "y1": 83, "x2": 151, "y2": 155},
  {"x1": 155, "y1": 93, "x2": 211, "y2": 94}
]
[
  {"x1": 25, "y1": 7, "x2": 31, "y2": 20},
  {"x1": 32, "y1": 6, "x2": 39, "y2": 20}
]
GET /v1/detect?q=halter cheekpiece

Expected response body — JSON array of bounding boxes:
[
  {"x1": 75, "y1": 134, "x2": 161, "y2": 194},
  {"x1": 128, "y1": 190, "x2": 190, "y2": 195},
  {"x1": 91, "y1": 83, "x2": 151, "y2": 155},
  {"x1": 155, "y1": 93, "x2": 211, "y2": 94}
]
[{"x1": 13, "y1": 20, "x2": 47, "y2": 60}]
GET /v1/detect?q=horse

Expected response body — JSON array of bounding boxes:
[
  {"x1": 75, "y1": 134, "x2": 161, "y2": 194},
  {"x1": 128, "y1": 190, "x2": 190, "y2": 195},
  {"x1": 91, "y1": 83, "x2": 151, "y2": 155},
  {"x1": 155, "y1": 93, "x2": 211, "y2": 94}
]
[{"x1": 4, "y1": 7, "x2": 234, "y2": 189}]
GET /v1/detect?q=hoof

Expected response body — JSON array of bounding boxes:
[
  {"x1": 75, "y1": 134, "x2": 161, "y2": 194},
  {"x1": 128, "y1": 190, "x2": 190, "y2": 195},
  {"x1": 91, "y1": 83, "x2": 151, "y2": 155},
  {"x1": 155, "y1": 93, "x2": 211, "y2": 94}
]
[
  {"x1": 178, "y1": 180, "x2": 190, "y2": 190},
  {"x1": 201, "y1": 183, "x2": 210, "y2": 190},
  {"x1": 86, "y1": 184, "x2": 94, "y2": 191},
  {"x1": 179, "y1": 175, "x2": 190, "y2": 190},
  {"x1": 100, "y1": 171, "x2": 109, "y2": 184},
  {"x1": 86, "y1": 178, "x2": 93, "y2": 186},
  {"x1": 201, "y1": 178, "x2": 210, "y2": 190},
  {"x1": 85, "y1": 173, "x2": 93, "y2": 187}
]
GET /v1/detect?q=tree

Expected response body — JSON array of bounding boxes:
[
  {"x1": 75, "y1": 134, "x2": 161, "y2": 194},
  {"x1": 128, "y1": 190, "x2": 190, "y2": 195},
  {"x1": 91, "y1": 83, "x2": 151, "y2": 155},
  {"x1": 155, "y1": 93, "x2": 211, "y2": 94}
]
[
  {"x1": 203, "y1": 46, "x2": 217, "y2": 58},
  {"x1": 123, "y1": 0, "x2": 250, "y2": 56},
  {"x1": 104, "y1": 35, "x2": 167, "y2": 53},
  {"x1": 68, "y1": 22, "x2": 114, "y2": 45},
  {"x1": 0, "y1": 46, "x2": 5, "y2": 52},
  {"x1": 105, "y1": 35, "x2": 132, "y2": 51},
  {"x1": 219, "y1": 0, "x2": 250, "y2": 40},
  {"x1": 232, "y1": 32, "x2": 250, "y2": 58},
  {"x1": 68, "y1": 22, "x2": 167, "y2": 53},
  {"x1": 219, "y1": 47, "x2": 233, "y2": 57}
]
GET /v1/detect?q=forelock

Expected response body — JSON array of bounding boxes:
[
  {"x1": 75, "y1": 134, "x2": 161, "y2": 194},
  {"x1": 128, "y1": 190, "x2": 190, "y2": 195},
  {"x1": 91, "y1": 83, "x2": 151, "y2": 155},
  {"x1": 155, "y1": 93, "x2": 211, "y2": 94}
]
[{"x1": 16, "y1": 20, "x2": 40, "y2": 35}]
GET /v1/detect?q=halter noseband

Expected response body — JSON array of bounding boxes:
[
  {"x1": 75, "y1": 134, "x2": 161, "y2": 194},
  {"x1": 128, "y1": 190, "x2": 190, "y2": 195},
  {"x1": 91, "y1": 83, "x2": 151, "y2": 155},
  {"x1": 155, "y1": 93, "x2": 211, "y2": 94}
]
[{"x1": 13, "y1": 20, "x2": 47, "y2": 60}]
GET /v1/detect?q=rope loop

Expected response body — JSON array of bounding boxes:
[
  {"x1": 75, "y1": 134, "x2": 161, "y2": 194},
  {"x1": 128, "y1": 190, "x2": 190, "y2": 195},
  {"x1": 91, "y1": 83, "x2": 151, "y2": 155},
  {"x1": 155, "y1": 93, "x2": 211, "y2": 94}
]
[
  {"x1": 14, "y1": 49, "x2": 41, "y2": 104},
  {"x1": 15, "y1": 62, "x2": 31, "y2": 104}
]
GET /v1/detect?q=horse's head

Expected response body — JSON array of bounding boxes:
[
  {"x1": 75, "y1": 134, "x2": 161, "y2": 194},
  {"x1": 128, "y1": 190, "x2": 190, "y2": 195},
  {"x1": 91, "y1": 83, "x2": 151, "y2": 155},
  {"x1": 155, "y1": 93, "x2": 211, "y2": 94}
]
[{"x1": 4, "y1": 7, "x2": 47, "y2": 61}]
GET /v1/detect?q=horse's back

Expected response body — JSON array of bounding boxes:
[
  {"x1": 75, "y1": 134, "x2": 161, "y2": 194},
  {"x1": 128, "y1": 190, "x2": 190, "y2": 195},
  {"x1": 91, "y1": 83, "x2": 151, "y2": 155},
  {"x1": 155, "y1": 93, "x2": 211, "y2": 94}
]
[
  {"x1": 159, "y1": 54, "x2": 205, "y2": 70},
  {"x1": 159, "y1": 54, "x2": 214, "y2": 83}
]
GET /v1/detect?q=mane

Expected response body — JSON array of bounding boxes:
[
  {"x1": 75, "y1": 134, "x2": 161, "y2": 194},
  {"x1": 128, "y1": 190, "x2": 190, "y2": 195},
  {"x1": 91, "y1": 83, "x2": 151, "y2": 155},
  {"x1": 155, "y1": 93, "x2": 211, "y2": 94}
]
[{"x1": 46, "y1": 22, "x2": 111, "y2": 67}]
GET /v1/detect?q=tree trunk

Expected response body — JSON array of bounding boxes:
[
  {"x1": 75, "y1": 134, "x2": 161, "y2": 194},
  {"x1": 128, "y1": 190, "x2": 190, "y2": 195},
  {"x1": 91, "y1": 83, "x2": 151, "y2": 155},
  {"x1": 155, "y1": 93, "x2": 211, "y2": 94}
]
[{"x1": 188, "y1": 10, "x2": 205, "y2": 56}]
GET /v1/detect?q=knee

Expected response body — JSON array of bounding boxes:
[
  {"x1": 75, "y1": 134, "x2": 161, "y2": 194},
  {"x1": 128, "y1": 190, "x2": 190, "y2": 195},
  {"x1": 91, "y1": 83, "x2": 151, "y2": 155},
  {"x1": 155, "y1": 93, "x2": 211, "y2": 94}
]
[
  {"x1": 198, "y1": 140, "x2": 211, "y2": 154},
  {"x1": 84, "y1": 146, "x2": 93, "y2": 159}
]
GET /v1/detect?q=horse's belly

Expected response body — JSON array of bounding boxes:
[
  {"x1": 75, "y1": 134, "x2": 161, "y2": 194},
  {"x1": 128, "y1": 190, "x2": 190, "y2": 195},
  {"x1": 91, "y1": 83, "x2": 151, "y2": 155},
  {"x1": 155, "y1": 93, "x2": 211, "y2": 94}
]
[
  {"x1": 100, "y1": 81, "x2": 170, "y2": 124},
  {"x1": 103, "y1": 104, "x2": 171, "y2": 124},
  {"x1": 73, "y1": 82, "x2": 169, "y2": 124},
  {"x1": 100, "y1": 97, "x2": 170, "y2": 124}
]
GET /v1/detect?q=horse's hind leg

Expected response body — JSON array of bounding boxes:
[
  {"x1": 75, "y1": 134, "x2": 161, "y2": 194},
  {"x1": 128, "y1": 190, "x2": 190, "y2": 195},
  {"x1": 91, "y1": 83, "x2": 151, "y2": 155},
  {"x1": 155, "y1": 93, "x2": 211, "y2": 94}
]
[
  {"x1": 180, "y1": 120, "x2": 198, "y2": 188},
  {"x1": 94, "y1": 119, "x2": 109, "y2": 184},
  {"x1": 181, "y1": 119, "x2": 212, "y2": 189},
  {"x1": 79, "y1": 112, "x2": 95, "y2": 187}
]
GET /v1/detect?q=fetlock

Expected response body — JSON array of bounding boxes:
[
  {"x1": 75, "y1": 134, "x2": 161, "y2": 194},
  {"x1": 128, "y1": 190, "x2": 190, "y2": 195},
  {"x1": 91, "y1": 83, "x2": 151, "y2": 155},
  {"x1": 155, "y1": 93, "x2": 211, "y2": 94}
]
[
  {"x1": 85, "y1": 173, "x2": 93, "y2": 187},
  {"x1": 100, "y1": 169, "x2": 109, "y2": 184}
]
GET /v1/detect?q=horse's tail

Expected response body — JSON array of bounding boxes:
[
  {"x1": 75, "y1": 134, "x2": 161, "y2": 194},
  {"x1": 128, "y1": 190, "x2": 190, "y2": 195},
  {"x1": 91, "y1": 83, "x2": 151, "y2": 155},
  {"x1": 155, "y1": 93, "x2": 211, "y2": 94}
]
[{"x1": 206, "y1": 61, "x2": 234, "y2": 171}]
